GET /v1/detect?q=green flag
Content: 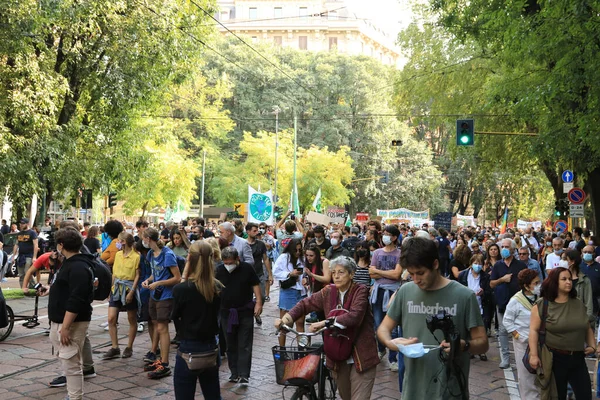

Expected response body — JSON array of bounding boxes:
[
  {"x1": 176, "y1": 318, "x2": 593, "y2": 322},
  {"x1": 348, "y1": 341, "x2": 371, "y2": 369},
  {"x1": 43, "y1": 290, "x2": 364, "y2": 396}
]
[{"x1": 312, "y1": 188, "x2": 322, "y2": 213}]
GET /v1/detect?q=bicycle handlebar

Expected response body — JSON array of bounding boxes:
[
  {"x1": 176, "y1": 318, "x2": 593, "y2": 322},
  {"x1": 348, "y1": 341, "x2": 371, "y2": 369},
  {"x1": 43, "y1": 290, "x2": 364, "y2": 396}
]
[{"x1": 278, "y1": 318, "x2": 334, "y2": 337}]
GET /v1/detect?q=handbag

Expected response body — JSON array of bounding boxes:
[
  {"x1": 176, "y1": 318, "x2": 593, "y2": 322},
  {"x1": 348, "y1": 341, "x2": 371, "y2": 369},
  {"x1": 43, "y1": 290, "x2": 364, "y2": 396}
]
[
  {"x1": 280, "y1": 255, "x2": 299, "y2": 289},
  {"x1": 177, "y1": 348, "x2": 218, "y2": 371},
  {"x1": 523, "y1": 299, "x2": 548, "y2": 374}
]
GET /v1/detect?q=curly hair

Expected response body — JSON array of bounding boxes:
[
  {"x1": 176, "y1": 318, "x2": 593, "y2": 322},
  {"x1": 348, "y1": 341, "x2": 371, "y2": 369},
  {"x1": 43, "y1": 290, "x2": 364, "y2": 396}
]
[
  {"x1": 453, "y1": 244, "x2": 473, "y2": 267},
  {"x1": 517, "y1": 269, "x2": 539, "y2": 291}
]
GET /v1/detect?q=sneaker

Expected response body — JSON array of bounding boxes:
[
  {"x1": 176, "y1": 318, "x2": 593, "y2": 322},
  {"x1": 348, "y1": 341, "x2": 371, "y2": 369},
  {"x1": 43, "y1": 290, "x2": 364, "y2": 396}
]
[
  {"x1": 479, "y1": 354, "x2": 488, "y2": 361},
  {"x1": 264, "y1": 296, "x2": 270, "y2": 302},
  {"x1": 137, "y1": 323, "x2": 144, "y2": 333},
  {"x1": 99, "y1": 321, "x2": 109, "y2": 328},
  {"x1": 255, "y1": 315, "x2": 262, "y2": 326},
  {"x1": 49, "y1": 375, "x2": 67, "y2": 387},
  {"x1": 228, "y1": 375, "x2": 239, "y2": 383},
  {"x1": 144, "y1": 360, "x2": 163, "y2": 372},
  {"x1": 83, "y1": 368, "x2": 97, "y2": 379},
  {"x1": 389, "y1": 362, "x2": 398, "y2": 372},
  {"x1": 147, "y1": 363, "x2": 171, "y2": 379},
  {"x1": 239, "y1": 377, "x2": 249, "y2": 384},
  {"x1": 144, "y1": 352, "x2": 157, "y2": 364},
  {"x1": 499, "y1": 360, "x2": 510, "y2": 369},
  {"x1": 122, "y1": 347, "x2": 133, "y2": 358},
  {"x1": 102, "y1": 347, "x2": 121, "y2": 360}
]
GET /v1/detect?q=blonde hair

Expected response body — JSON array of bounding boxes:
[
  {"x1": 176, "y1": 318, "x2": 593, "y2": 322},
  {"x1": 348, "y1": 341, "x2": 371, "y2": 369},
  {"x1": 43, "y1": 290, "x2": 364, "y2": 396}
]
[
  {"x1": 117, "y1": 231, "x2": 135, "y2": 247},
  {"x1": 206, "y1": 237, "x2": 221, "y2": 261},
  {"x1": 187, "y1": 241, "x2": 223, "y2": 303}
]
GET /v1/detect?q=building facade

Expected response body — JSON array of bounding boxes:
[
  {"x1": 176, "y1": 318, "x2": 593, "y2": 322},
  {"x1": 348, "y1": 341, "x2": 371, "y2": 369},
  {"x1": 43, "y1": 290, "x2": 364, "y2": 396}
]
[{"x1": 216, "y1": 0, "x2": 401, "y2": 67}]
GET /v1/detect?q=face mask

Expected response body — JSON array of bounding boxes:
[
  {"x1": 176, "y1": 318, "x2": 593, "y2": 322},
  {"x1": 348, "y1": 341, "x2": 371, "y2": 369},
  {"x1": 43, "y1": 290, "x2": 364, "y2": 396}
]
[
  {"x1": 532, "y1": 284, "x2": 541, "y2": 296},
  {"x1": 407, "y1": 232, "x2": 413, "y2": 237},
  {"x1": 331, "y1": 239, "x2": 339, "y2": 246},
  {"x1": 382, "y1": 236, "x2": 392, "y2": 246},
  {"x1": 397, "y1": 343, "x2": 431, "y2": 358},
  {"x1": 558, "y1": 260, "x2": 569, "y2": 269},
  {"x1": 115, "y1": 242, "x2": 123, "y2": 250},
  {"x1": 472, "y1": 264, "x2": 482, "y2": 273},
  {"x1": 224, "y1": 263, "x2": 238, "y2": 273},
  {"x1": 126, "y1": 229, "x2": 133, "y2": 234},
  {"x1": 356, "y1": 249, "x2": 368, "y2": 258},
  {"x1": 584, "y1": 253, "x2": 594, "y2": 262},
  {"x1": 370, "y1": 251, "x2": 374, "y2": 257},
  {"x1": 546, "y1": 242, "x2": 552, "y2": 247},
  {"x1": 190, "y1": 234, "x2": 198, "y2": 241},
  {"x1": 142, "y1": 241, "x2": 150, "y2": 249},
  {"x1": 259, "y1": 228, "x2": 265, "y2": 234},
  {"x1": 500, "y1": 248, "x2": 511, "y2": 259},
  {"x1": 555, "y1": 248, "x2": 563, "y2": 255}
]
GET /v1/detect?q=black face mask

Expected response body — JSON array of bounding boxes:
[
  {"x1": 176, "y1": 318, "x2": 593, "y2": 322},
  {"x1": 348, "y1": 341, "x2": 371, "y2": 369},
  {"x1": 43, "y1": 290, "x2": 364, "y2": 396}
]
[
  {"x1": 356, "y1": 249, "x2": 368, "y2": 258},
  {"x1": 190, "y1": 234, "x2": 199, "y2": 241}
]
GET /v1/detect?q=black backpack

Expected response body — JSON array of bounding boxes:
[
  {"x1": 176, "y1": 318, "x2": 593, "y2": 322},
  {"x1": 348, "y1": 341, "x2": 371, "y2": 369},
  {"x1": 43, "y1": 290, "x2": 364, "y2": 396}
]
[{"x1": 87, "y1": 254, "x2": 112, "y2": 301}]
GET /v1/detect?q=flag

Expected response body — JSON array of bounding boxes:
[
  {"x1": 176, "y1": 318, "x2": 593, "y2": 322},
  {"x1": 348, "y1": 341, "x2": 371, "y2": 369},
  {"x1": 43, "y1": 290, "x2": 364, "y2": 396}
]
[
  {"x1": 292, "y1": 181, "x2": 300, "y2": 216},
  {"x1": 312, "y1": 188, "x2": 322, "y2": 213},
  {"x1": 248, "y1": 186, "x2": 274, "y2": 225},
  {"x1": 500, "y1": 206, "x2": 509, "y2": 234},
  {"x1": 172, "y1": 199, "x2": 188, "y2": 222},
  {"x1": 345, "y1": 215, "x2": 352, "y2": 227}
]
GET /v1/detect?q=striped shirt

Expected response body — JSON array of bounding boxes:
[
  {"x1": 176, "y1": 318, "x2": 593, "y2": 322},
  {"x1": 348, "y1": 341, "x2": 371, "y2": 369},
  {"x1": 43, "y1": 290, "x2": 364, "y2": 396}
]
[{"x1": 354, "y1": 267, "x2": 372, "y2": 287}]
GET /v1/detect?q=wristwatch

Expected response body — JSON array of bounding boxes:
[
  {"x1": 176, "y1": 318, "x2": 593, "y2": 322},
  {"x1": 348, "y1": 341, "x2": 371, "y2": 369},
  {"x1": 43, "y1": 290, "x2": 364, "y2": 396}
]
[{"x1": 463, "y1": 339, "x2": 471, "y2": 352}]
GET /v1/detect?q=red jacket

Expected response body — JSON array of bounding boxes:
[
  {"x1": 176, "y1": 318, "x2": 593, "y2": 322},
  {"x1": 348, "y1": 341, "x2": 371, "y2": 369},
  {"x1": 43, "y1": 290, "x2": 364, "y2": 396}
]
[{"x1": 288, "y1": 283, "x2": 379, "y2": 373}]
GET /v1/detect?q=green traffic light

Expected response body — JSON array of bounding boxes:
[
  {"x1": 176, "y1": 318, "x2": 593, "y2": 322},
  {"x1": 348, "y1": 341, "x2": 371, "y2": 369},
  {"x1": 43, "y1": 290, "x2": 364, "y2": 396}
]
[
  {"x1": 460, "y1": 135, "x2": 470, "y2": 144},
  {"x1": 555, "y1": 210, "x2": 560, "y2": 217}
]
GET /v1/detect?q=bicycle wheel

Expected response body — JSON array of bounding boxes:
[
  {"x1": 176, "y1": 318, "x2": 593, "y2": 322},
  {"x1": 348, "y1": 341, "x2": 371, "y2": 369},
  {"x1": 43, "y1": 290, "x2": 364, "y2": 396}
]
[
  {"x1": 320, "y1": 370, "x2": 337, "y2": 400},
  {"x1": 0, "y1": 305, "x2": 14, "y2": 341},
  {"x1": 290, "y1": 387, "x2": 314, "y2": 400}
]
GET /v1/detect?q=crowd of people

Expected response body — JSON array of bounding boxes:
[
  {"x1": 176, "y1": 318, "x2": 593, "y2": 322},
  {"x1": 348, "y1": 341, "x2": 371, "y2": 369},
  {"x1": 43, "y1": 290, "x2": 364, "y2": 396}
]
[{"x1": 4, "y1": 212, "x2": 600, "y2": 399}]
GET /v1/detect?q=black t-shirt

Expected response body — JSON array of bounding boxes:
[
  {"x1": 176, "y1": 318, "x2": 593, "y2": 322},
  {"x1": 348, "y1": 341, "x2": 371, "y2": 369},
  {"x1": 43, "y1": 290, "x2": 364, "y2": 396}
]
[
  {"x1": 307, "y1": 238, "x2": 331, "y2": 257},
  {"x1": 17, "y1": 229, "x2": 37, "y2": 256},
  {"x1": 248, "y1": 240, "x2": 267, "y2": 277},
  {"x1": 172, "y1": 281, "x2": 221, "y2": 341},
  {"x1": 449, "y1": 259, "x2": 468, "y2": 280},
  {"x1": 48, "y1": 254, "x2": 93, "y2": 323},
  {"x1": 576, "y1": 239, "x2": 586, "y2": 252},
  {"x1": 83, "y1": 237, "x2": 101, "y2": 255},
  {"x1": 203, "y1": 228, "x2": 215, "y2": 238},
  {"x1": 215, "y1": 262, "x2": 259, "y2": 312},
  {"x1": 490, "y1": 258, "x2": 527, "y2": 310},
  {"x1": 342, "y1": 236, "x2": 360, "y2": 256},
  {"x1": 160, "y1": 228, "x2": 170, "y2": 239}
]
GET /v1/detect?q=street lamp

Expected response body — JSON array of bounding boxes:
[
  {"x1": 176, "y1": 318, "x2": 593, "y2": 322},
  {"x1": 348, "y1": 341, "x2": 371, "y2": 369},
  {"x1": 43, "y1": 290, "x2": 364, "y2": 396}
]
[{"x1": 272, "y1": 106, "x2": 280, "y2": 205}]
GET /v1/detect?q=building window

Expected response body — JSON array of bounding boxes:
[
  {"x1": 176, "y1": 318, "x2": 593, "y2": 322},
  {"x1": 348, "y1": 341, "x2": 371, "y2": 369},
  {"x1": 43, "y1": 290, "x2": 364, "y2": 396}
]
[
  {"x1": 299, "y1": 6, "x2": 308, "y2": 17},
  {"x1": 274, "y1": 36, "x2": 283, "y2": 46},
  {"x1": 329, "y1": 37, "x2": 338, "y2": 50},
  {"x1": 274, "y1": 7, "x2": 283, "y2": 18},
  {"x1": 299, "y1": 36, "x2": 308, "y2": 50},
  {"x1": 328, "y1": 11, "x2": 337, "y2": 20},
  {"x1": 220, "y1": 11, "x2": 229, "y2": 21},
  {"x1": 252, "y1": 36, "x2": 258, "y2": 43},
  {"x1": 249, "y1": 7, "x2": 258, "y2": 19}
]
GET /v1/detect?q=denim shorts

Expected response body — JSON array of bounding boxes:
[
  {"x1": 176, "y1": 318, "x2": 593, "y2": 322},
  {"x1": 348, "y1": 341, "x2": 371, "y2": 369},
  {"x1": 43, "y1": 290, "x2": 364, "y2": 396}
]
[{"x1": 278, "y1": 288, "x2": 302, "y2": 311}]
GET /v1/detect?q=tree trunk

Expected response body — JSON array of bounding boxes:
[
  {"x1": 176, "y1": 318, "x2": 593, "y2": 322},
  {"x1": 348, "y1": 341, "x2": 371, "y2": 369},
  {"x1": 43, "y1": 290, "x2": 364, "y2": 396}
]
[
  {"x1": 585, "y1": 167, "x2": 600, "y2": 234},
  {"x1": 141, "y1": 201, "x2": 149, "y2": 219}
]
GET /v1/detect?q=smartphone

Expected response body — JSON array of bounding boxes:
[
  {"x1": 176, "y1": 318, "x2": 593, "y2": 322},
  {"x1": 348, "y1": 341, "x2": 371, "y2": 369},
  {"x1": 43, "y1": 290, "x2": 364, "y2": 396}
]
[
  {"x1": 290, "y1": 212, "x2": 296, "y2": 220},
  {"x1": 34, "y1": 283, "x2": 46, "y2": 293}
]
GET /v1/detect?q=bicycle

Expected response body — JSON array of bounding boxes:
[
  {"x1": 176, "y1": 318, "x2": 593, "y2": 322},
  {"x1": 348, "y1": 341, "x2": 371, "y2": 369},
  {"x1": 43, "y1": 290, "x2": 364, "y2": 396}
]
[
  {"x1": 273, "y1": 323, "x2": 337, "y2": 400},
  {"x1": 0, "y1": 289, "x2": 41, "y2": 342}
]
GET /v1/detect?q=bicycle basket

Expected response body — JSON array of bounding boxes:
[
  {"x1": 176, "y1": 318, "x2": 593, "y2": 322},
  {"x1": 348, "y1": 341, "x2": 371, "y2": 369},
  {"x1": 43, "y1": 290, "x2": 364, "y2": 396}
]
[{"x1": 272, "y1": 345, "x2": 320, "y2": 386}]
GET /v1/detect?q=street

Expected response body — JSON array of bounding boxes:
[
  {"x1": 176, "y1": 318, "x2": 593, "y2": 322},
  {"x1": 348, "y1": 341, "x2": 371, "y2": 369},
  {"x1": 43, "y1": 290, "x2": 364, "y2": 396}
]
[{"x1": 0, "y1": 277, "x2": 580, "y2": 400}]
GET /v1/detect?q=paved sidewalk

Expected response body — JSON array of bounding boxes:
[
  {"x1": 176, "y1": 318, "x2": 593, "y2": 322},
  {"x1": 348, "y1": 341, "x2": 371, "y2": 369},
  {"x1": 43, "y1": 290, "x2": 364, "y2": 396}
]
[{"x1": 0, "y1": 277, "x2": 534, "y2": 399}]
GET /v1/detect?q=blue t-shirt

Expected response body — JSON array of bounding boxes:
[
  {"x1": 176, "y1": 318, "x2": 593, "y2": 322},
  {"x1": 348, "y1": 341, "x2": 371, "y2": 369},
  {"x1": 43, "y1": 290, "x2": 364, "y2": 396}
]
[
  {"x1": 437, "y1": 237, "x2": 451, "y2": 259},
  {"x1": 147, "y1": 246, "x2": 177, "y2": 301}
]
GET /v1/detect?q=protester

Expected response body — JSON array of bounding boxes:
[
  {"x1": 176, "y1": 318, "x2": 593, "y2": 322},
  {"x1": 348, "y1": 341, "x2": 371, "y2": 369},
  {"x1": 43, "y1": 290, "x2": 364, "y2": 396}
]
[
  {"x1": 215, "y1": 246, "x2": 262, "y2": 384},
  {"x1": 102, "y1": 232, "x2": 140, "y2": 360},
  {"x1": 141, "y1": 227, "x2": 181, "y2": 379},
  {"x1": 565, "y1": 249, "x2": 595, "y2": 324},
  {"x1": 517, "y1": 246, "x2": 544, "y2": 282},
  {"x1": 581, "y1": 245, "x2": 600, "y2": 317},
  {"x1": 377, "y1": 237, "x2": 488, "y2": 398},
  {"x1": 218, "y1": 222, "x2": 254, "y2": 265},
  {"x1": 276, "y1": 256, "x2": 379, "y2": 399},
  {"x1": 172, "y1": 241, "x2": 223, "y2": 399},
  {"x1": 101, "y1": 220, "x2": 124, "y2": 269},
  {"x1": 528, "y1": 267, "x2": 595, "y2": 400},
  {"x1": 325, "y1": 231, "x2": 350, "y2": 260},
  {"x1": 13, "y1": 218, "x2": 39, "y2": 289},
  {"x1": 353, "y1": 241, "x2": 372, "y2": 287},
  {"x1": 245, "y1": 222, "x2": 272, "y2": 326},
  {"x1": 167, "y1": 227, "x2": 191, "y2": 258},
  {"x1": 449, "y1": 244, "x2": 472, "y2": 280}
]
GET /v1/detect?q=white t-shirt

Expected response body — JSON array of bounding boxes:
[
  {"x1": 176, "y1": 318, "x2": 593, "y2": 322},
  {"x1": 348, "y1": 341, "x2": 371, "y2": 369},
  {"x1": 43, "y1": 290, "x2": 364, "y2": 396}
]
[
  {"x1": 467, "y1": 272, "x2": 483, "y2": 314},
  {"x1": 545, "y1": 252, "x2": 562, "y2": 270}
]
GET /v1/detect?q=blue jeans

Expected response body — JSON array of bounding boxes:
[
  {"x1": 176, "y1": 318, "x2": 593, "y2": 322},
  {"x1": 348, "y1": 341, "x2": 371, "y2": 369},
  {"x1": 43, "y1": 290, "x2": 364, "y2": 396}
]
[
  {"x1": 397, "y1": 327, "x2": 405, "y2": 392},
  {"x1": 372, "y1": 288, "x2": 398, "y2": 363},
  {"x1": 174, "y1": 339, "x2": 221, "y2": 400}
]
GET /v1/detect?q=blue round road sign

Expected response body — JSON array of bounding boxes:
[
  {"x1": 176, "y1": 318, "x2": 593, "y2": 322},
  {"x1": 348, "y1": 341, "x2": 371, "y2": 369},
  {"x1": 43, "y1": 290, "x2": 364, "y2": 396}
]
[
  {"x1": 562, "y1": 170, "x2": 574, "y2": 183},
  {"x1": 568, "y1": 188, "x2": 586, "y2": 204},
  {"x1": 553, "y1": 220, "x2": 568, "y2": 232}
]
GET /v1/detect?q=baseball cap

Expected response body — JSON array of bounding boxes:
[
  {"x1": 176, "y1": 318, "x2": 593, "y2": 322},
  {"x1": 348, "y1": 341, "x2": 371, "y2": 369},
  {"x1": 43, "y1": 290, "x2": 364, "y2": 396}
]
[{"x1": 19, "y1": 218, "x2": 29, "y2": 224}]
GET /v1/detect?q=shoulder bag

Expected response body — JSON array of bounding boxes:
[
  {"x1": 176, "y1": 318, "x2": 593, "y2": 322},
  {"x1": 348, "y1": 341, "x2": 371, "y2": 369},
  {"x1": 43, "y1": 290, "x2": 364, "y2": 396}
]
[
  {"x1": 280, "y1": 254, "x2": 299, "y2": 289},
  {"x1": 522, "y1": 299, "x2": 548, "y2": 374},
  {"x1": 177, "y1": 348, "x2": 219, "y2": 371}
]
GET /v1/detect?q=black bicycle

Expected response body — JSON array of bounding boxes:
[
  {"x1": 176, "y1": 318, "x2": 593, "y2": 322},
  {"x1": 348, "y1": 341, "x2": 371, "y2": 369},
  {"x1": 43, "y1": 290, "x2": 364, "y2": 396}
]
[
  {"x1": 273, "y1": 324, "x2": 337, "y2": 400},
  {"x1": 0, "y1": 290, "x2": 41, "y2": 342}
]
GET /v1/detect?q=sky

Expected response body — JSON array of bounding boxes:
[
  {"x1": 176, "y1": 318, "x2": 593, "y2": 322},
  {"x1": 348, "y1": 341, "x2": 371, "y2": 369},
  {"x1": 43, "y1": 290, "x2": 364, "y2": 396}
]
[{"x1": 345, "y1": 0, "x2": 414, "y2": 39}]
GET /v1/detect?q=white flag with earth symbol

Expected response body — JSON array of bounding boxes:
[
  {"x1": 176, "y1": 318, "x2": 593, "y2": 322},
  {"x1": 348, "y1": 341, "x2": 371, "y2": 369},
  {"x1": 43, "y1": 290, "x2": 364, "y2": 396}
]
[{"x1": 248, "y1": 186, "x2": 274, "y2": 225}]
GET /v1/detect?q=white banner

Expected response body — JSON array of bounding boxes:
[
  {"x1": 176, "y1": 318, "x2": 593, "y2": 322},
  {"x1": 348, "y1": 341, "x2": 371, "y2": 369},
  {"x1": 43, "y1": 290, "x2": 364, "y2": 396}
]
[
  {"x1": 248, "y1": 186, "x2": 274, "y2": 225},
  {"x1": 517, "y1": 220, "x2": 542, "y2": 230},
  {"x1": 456, "y1": 214, "x2": 475, "y2": 227}
]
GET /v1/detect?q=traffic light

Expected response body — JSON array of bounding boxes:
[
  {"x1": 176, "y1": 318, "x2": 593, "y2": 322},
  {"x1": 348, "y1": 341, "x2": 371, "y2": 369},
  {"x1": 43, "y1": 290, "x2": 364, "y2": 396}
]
[
  {"x1": 379, "y1": 171, "x2": 389, "y2": 184},
  {"x1": 456, "y1": 119, "x2": 474, "y2": 146},
  {"x1": 108, "y1": 192, "x2": 118, "y2": 207},
  {"x1": 554, "y1": 198, "x2": 569, "y2": 218},
  {"x1": 81, "y1": 190, "x2": 93, "y2": 209},
  {"x1": 391, "y1": 140, "x2": 403, "y2": 146},
  {"x1": 273, "y1": 206, "x2": 282, "y2": 219}
]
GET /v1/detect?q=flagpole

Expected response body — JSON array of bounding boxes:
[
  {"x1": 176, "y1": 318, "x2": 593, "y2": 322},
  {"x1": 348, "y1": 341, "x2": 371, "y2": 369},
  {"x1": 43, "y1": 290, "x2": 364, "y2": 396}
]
[{"x1": 200, "y1": 149, "x2": 206, "y2": 218}]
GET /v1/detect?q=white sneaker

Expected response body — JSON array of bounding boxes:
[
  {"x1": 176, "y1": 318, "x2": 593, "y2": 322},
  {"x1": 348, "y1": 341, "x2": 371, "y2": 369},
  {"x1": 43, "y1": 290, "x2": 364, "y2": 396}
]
[
  {"x1": 390, "y1": 362, "x2": 398, "y2": 372},
  {"x1": 99, "y1": 321, "x2": 109, "y2": 328},
  {"x1": 137, "y1": 323, "x2": 144, "y2": 333}
]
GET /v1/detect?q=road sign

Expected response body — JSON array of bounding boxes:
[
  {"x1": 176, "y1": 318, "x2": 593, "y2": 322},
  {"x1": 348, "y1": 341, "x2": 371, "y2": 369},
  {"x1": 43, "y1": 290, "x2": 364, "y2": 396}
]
[
  {"x1": 553, "y1": 220, "x2": 568, "y2": 232},
  {"x1": 563, "y1": 182, "x2": 573, "y2": 193},
  {"x1": 568, "y1": 187, "x2": 586, "y2": 204},
  {"x1": 570, "y1": 204, "x2": 584, "y2": 218},
  {"x1": 562, "y1": 170, "x2": 574, "y2": 183}
]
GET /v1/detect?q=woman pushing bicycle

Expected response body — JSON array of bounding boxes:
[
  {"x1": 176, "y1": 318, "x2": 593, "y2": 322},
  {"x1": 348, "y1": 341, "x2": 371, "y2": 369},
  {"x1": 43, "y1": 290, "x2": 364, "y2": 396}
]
[{"x1": 275, "y1": 256, "x2": 379, "y2": 400}]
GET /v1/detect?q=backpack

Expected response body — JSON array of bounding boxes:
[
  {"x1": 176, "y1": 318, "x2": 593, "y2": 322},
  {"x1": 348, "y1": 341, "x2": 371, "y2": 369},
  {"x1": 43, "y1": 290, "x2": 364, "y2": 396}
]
[
  {"x1": 323, "y1": 284, "x2": 358, "y2": 362},
  {"x1": 88, "y1": 254, "x2": 112, "y2": 301},
  {"x1": 175, "y1": 255, "x2": 186, "y2": 274}
]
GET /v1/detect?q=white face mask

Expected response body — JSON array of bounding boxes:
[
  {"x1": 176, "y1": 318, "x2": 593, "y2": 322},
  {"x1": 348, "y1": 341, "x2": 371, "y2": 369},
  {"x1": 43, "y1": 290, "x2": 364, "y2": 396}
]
[
  {"x1": 224, "y1": 263, "x2": 238, "y2": 273},
  {"x1": 382, "y1": 236, "x2": 392, "y2": 246},
  {"x1": 330, "y1": 239, "x2": 339, "y2": 247},
  {"x1": 533, "y1": 284, "x2": 541, "y2": 296},
  {"x1": 558, "y1": 260, "x2": 569, "y2": 269},
  {"x1": 142, "y1": 241, "x2": 150, "y2": 249}
]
